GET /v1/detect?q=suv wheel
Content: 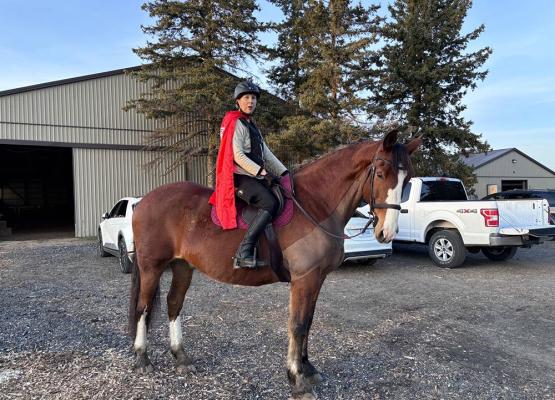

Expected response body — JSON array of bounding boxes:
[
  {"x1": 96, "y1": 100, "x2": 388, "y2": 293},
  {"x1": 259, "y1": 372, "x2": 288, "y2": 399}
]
[
  {"x1": 98, "y1": 230, "x2": 110, "y2": 257},
  {"x1": 481, "y1": 246, "x2": 517, "y2": 261},
  {"x1": 428, "y1": 230, "x2": 466, "y2": 268},
  {"x1": 118, "y1": 237, "x2": 132, "y2": 274}
]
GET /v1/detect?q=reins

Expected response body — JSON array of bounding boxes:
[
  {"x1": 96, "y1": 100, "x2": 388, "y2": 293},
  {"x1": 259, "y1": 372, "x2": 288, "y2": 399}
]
[{"x1": 281, "y1": 155, "x2": 404, "y2": 240}]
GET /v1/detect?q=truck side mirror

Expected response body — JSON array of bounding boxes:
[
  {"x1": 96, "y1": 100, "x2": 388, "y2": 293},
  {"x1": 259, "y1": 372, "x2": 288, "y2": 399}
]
[{"x1": 102, "y1": 212, "x2": 109, "y2": 220}]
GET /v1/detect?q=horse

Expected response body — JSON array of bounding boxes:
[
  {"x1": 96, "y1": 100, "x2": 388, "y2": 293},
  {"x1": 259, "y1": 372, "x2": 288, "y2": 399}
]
[{"x1": 129, "y1": 129, "x2": 421, "y2": 399}]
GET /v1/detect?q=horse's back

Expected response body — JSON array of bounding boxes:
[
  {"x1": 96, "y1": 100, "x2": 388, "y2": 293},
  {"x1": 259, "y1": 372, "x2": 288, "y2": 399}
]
[{"x1": 132, "y1": 181, "x2": 213, "y2": 255}]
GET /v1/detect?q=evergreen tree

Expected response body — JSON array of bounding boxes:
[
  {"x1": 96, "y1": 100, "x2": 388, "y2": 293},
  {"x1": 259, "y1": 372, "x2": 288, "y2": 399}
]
[
  {"x1": 367, "y1": 0, "x2": 492, "y2": 186},
  {"x1": 127, "y1": 0, "x2": 263, "y2": 185},
  {"x1": 266, "y1": 0, "x2": 381, "y2": 165}
]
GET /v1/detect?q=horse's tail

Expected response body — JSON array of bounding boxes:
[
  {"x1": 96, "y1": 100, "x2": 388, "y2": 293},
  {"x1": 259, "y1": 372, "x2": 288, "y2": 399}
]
[{"x1": 128, "y1": 254, "x2": 161, "y2": 338}]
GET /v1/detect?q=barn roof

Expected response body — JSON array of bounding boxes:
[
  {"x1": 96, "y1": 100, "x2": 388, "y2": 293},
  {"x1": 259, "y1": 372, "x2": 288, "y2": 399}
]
[{"x1": 462, "y1": 148, "x2": 555, "y2": 175}]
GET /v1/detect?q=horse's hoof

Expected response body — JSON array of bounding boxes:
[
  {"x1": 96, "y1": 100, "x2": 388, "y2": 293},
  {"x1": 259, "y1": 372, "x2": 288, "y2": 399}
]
[
  {"x1": 176, "y1": 363, "x2": 196, "y2": 373},
  {"x1": 134, "y1": 363, "x2": 154, "y2": 374},
  {"x1": 307, "y1": 372, "x2": 323, "y2": 385},
  {"x1": 289, "y1": 392, "x2": 317, "y2": 400}
]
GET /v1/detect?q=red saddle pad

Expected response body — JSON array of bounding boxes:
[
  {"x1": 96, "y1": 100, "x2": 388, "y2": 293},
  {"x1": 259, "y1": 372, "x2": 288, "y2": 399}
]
[{"x1": 211, "y1": 176, "x2": 295, "y2": 230}]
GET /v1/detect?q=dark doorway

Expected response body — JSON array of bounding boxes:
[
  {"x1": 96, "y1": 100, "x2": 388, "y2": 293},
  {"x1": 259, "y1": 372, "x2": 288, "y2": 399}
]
[
  {"x1": 501, "y1": 180, "x2": 528, "y2": 191},
  {"x1": 0, "y1": 144, "x2": 74, "y2": 237}
]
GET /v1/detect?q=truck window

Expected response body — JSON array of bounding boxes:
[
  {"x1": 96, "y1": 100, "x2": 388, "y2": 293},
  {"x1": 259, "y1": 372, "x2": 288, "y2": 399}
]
[
  {"x1": 420, "y1": 181, "x2": 467, "y2": 201},
  {"x1": 401, "y1": 183, "x2": 412, "y2": 203}
]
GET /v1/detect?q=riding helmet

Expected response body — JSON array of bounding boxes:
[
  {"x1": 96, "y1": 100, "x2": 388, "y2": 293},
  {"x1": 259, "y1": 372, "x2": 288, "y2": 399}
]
[{"x1": 234, "y1": 81, "x2": 260, "y2": 100}]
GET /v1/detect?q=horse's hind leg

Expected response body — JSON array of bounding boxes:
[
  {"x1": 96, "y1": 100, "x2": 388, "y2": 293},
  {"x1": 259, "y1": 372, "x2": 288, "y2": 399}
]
[
  {"x1": 132, "y1": 259, "x2": 164, "y2": 373},
  {"x1": 167, "y1": 261, "x2": 195, "y2": 373}
]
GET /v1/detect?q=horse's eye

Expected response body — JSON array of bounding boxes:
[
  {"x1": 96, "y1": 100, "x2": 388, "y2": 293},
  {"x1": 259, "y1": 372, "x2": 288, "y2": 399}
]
[{"x1": 377, "y1": 171, "x2": 385, "y2": 180}]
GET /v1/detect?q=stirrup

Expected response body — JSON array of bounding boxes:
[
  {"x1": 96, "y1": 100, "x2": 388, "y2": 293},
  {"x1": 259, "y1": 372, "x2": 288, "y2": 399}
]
[{"x1": 233, "y1": 248, "x2": 267, "y2": 269}]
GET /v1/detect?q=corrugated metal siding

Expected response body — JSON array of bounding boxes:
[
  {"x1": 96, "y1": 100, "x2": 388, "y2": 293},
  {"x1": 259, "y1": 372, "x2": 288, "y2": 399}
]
[
  {"x1": 1, "y1": 74, "x2": 160, "y2": 131},
  {"x1": 474, "y1": 177, "x2": 555, "y2": 199},
  {"x1": 476, "y1": 150, "x2": 555, "y2": 178},
  {"x1": 73, "y1": 148, "x2": 197, "y2": 237},
  {"x1": 0, "y1": 73, "x2": 186, "y2": 146},
  {"x1": 472, "y1": 150, "x2": 555, "y2": 198}
]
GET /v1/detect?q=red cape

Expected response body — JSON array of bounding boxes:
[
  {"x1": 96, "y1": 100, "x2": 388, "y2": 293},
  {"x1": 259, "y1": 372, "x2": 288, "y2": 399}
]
[{"x1": 209, "y1": 110, "x2": 246, "y2": 229}]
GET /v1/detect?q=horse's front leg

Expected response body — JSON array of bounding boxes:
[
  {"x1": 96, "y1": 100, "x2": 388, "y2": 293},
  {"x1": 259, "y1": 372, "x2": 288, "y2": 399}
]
[
  {"x1": 287, "y1": 269, "x2": 323, "y2": 399},
  {"x1": 301, "y1": 306, "x2": 323, "y2": 385}
]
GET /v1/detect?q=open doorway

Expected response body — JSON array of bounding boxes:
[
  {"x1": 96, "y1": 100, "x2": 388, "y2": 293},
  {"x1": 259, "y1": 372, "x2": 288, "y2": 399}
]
[
  {"x1": 501, "y1": 180, "x2": 528, "y2": 191},
  {"x1": 0, "y1": 144, "x2": 74, "y2": 239}
]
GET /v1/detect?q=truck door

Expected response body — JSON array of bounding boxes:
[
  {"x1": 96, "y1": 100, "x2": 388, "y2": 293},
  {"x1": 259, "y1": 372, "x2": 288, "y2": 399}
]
[{"x1": 396, "y1": 182, "x2": 413, "y2": 241}]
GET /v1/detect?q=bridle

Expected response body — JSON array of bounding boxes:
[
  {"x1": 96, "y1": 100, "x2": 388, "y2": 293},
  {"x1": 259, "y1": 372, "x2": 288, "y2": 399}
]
[{"x1": 284, "y1": 154, "x2": 405, "y2": 240}]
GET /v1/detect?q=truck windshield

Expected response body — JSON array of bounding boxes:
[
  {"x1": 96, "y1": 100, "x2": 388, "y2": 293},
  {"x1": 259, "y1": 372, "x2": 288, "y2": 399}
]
[{"x1": 420, "y1": 180, "x2": 467, "y2": 201}]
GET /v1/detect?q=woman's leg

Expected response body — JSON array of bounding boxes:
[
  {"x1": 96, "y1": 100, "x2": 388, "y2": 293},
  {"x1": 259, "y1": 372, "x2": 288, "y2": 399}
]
[{"x1": 233, "y1": 175, "x2": 278, "y2": 268}]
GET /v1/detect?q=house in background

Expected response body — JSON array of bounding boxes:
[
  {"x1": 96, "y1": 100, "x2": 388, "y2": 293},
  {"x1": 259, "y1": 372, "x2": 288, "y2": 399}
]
[{"x1": 463, "y1": 148, "x2": 555, "y2": 199}]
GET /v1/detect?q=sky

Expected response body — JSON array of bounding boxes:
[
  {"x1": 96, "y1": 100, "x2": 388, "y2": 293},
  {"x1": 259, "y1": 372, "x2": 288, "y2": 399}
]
[{"x1": 0, "y1": 0, "x2": 553, "y2": 171}]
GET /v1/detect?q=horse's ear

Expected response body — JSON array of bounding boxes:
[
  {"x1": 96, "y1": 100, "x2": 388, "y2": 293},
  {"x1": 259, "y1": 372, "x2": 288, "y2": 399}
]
[
  {"x1": 382, "y1": 129, "x2": 398, "y2": 151},
  {"x1": 406, "y1": 134, "x2": 423, "y2": 155}
]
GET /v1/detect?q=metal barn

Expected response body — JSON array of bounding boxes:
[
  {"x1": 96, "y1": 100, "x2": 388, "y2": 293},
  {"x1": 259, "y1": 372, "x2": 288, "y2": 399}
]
[
  {"x1": 0, "y1": 67, "x2": 207, "y2": 238},
  {"x1": 463, "y1": 148, "x2": 555, "y2": 198}
]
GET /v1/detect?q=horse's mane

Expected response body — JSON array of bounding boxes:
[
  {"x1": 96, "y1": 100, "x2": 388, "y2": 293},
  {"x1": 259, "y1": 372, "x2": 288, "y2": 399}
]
[
  {"x1": 292, "y1": 139, "x2": 414, "y2": 177},
  {"x1": 291, "y1": 142, "x2": 363, "y2": 173},
  {"x1": 391, "y1": 142, "x2": 415, "y2": 178}
]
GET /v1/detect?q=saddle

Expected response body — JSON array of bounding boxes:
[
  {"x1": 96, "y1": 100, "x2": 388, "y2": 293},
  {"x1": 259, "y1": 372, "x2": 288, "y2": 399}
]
[{"x1": 211, "y1": 176, "x2": 294, "y2": 282}]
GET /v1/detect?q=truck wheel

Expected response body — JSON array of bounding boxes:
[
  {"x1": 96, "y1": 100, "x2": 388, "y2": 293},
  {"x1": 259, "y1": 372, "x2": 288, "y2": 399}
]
[
  {"x1": 481, "y1": 246, "x2": 517, "y2": 261},
  {"x1": 428, "y1": 230, "x2": 466, "y2": 268}
]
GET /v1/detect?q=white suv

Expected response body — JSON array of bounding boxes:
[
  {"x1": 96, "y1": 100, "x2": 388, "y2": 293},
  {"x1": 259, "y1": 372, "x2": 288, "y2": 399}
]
[
  {"x1": 98, "y1": 197, "x2": 141, "y2": 273},
  {"x1": 343, "y1": 207, "x2": 392, "y2": 265}
]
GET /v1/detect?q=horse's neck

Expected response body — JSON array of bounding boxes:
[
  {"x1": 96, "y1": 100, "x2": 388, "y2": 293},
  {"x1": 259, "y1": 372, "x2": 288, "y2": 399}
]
[{"x1": 294, "y1": 141, "x2": 378, "y2": 226}]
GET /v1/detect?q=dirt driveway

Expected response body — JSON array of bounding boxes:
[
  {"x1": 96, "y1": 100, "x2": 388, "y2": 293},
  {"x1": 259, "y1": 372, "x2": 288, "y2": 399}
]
[{"x1": 0, "y1": 238, "x2": 553, "y2": 399}]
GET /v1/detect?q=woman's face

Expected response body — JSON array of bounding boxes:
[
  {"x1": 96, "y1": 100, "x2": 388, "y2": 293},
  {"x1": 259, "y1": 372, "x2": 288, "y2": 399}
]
[{"x1": 237, "y1": 93, "x2": 257, "y2": 115}]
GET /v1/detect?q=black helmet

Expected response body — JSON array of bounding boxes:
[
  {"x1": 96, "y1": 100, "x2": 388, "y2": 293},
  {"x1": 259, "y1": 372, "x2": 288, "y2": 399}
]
[{"x1": 234, "y1": 81, "x2": 260, "y2": 100}]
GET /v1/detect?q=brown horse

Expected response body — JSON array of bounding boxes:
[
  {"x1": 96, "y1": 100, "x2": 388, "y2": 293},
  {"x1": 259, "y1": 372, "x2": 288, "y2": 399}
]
[{"x1": 129, "y1": 129, "x2": 421, "y2": 399}]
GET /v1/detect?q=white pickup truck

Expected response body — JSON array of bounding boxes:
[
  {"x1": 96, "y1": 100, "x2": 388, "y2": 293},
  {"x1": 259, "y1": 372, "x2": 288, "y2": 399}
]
[{"x1": 392, "y1": 177, "x2": 555, "y2": 268}]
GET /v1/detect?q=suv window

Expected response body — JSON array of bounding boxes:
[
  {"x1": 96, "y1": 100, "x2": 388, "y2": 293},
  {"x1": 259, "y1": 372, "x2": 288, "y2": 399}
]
[
  {"x1": 420, "y1": 180, "x2": 467, "y2": 202},
  {"x1": 115, "y1": 201, "x2": 129, "y2": 218},
  {"x1": 108, "y1": 201, "x2": 122, "y2": 218}
]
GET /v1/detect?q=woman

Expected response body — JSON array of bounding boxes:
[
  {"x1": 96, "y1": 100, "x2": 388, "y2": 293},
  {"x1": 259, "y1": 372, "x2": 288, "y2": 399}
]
[{"x1": 209, "y1": 81, "x2": 289, "y2": 269}]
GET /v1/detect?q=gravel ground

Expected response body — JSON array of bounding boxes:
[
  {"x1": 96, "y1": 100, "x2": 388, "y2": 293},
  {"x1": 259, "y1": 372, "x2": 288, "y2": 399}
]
[{"x1": 0, "y1": 237, "x2": 554, "y2": 399}]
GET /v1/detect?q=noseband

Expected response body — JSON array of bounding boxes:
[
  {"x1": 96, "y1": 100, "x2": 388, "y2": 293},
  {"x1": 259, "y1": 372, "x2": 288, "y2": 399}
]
[{"x1": 364, "y1": 156, "x2": 404, "y2": 228}]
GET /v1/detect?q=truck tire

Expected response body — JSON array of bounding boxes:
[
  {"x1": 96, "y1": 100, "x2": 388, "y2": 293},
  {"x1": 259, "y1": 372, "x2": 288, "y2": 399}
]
[
  {"x1": 428, "y1": 230, "x2": 466, "y2": 268},
  {"x1": 481, "y1": 246, "x2": 517, "y2": 261}
]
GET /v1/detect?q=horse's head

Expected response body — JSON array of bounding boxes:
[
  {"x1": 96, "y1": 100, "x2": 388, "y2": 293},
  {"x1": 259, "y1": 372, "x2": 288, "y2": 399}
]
[{"x1": 363, "y1": 129, "x2": 421, "y2": 243}]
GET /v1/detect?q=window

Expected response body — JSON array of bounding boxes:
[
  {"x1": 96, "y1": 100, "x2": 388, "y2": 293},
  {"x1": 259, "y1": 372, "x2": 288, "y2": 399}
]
[
  {"x1": 501, "y1": 180, "x2": 527, "y2": 191},
  {"x1": 115, "y1": 201, "x2": 129, "y2": 217},
  {"x1": 401, "y1": 182, "x2": 412, "y2": 203},
  {"x1": 108, "y1": 201, "x2": 122, "y2": 218},
  {"x1": 109, "y1": 200, "x2": 128, "y2": 218},
  {"x1": 420, "y1": 180, "x2": 467, "y2": 202}
]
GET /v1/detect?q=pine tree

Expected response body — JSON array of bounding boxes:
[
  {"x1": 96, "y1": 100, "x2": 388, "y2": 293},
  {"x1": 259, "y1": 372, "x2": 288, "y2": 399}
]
[
  {"x1": 367, "y1": 0, "x2": 492, "y2": 186},
  {"x1": 266, "y1": 0, "x2": 381, "y2": 164},
  {"x1": 126, "y1": 0, "x2": 263, "y2": 185}
]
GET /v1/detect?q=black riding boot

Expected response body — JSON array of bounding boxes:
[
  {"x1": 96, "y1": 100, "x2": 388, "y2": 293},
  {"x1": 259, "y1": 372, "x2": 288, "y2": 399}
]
[{"x1": 234, "y1": 209, "x2": 273, "y2": 269}]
